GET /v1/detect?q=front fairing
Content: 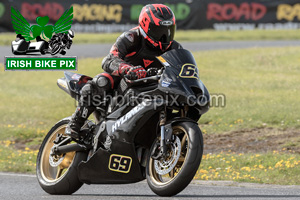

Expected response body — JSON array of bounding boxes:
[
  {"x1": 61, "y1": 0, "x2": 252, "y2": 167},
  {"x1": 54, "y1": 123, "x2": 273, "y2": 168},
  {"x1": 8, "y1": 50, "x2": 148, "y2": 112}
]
[{"x1": 157, "y1": 49, "x2": 210, "y2": 114}]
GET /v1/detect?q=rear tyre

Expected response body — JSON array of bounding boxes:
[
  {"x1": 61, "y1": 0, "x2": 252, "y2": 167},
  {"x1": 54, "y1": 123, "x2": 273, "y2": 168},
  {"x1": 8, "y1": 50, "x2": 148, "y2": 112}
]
[
  {"x1": 36, "y1": 119, "x2": 87, "y2": 195},
  {"x1": 146, "y1": 122, "x2": 203, "y2": 196}
]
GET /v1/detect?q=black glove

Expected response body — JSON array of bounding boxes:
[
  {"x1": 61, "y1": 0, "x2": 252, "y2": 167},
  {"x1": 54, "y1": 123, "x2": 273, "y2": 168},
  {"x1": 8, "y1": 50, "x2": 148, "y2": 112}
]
[
  {"x1": 118, "y1": 63, "x2": 132, "y2": 77},
  {"x1": 125, "y1": 66, "x2": 147, "y2": 80}
]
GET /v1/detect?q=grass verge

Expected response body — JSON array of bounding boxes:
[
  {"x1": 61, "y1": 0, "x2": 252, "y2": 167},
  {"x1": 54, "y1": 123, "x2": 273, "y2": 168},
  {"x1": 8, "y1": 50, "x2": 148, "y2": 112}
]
[
  {"x1": 194, "y1": 150, "x2": 300, "y2": 185},
  {"x1": 0, "y1": 141, "x2": 37, "y2": 173},
  {"x1": 1, "y1": 29, "x2": 300, "y2": 45},
  {"x1": 197, "y1": 47, "x2": 300, "y2": 134}
]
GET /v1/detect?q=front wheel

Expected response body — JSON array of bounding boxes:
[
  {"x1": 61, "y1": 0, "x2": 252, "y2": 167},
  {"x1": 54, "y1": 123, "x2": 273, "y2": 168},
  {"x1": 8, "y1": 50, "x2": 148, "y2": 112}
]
[
  {"x1": 50, "y1": 43, "x2": 61, "y2": 55},
  {"x1": 146, "y1": 122, "x2": 203, "y2": 197},
  {"x1": 36, "y1": 119, "x2": 87, "y2": 195}
]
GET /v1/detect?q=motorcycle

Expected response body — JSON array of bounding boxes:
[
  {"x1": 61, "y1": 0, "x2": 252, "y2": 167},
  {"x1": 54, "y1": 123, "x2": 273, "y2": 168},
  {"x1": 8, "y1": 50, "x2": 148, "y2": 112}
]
[
  {"x1": 48, "y1": 34, "x2": 72, "y2": 56},
  {"x1": 36, "y1": 49, "x2": 210, "y2": 197}
]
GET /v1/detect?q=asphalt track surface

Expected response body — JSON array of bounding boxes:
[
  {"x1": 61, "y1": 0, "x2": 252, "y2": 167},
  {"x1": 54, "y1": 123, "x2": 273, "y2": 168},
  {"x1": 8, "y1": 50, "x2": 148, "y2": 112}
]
[
  {"x1": 1, "y1": 41, "x2": 300, "y2": 199},
  {"x1": 2, "y1": 40, "x2": 300, "y2": 64},
  {"x1": 0, "y1": 172, "x2": 300, "y2": 200}
]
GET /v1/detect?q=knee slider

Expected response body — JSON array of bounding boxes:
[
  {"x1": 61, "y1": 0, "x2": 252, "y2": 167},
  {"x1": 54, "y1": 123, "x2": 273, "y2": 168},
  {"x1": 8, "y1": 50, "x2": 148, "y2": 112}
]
[{"x1": 93, "y1": 74, "x2": 112, "y2": 92}]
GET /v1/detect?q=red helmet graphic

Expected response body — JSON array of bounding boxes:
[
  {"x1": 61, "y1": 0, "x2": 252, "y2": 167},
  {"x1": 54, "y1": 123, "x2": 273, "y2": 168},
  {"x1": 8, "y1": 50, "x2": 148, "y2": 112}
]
[{"x1": 139, "y1": 4, "x2": 176, "y2": 51}]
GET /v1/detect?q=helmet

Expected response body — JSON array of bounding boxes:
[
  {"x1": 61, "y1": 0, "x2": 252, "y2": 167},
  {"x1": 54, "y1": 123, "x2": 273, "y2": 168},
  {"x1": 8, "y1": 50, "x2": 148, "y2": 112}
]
[
  {"x1": 67, "y1": 30, "x2": 75, "y2": 39},
  {"x1": 138, "y1": 4, "x2": 176, "y2": 51}
]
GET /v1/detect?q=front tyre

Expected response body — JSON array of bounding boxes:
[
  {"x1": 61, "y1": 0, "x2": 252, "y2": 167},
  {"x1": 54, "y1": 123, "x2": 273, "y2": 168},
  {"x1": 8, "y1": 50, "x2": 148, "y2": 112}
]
[
  {"x1": 146, "y1": 122, "x2": 203, "y2": 197},
  {"x1": 50, "y1": 43, "x2": 61, "y2": 55},
  {"x1": 36, "y1": 119, "x2": 87, "y2": 195}
]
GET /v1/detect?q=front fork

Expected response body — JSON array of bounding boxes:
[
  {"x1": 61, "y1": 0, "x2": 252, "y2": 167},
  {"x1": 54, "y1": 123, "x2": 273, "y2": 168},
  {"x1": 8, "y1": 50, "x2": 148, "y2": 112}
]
[
  {"x1": 159, "y1": 111, "x2": 168, "y2": 156},
  {"x1": 152, "y1": 106, "x2": 188, "y2": 160}
]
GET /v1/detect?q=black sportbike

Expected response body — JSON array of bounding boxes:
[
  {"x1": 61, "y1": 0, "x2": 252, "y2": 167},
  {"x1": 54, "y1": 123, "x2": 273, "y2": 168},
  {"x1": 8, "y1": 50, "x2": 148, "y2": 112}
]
[{"x1": 36, "y1": 49, "x2": 210, "y2": 197}]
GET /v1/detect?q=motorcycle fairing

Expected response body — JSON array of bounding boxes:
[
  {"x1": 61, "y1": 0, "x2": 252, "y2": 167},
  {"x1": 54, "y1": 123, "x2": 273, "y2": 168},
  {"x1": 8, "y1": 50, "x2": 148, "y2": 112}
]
[
  {"x1": 106, "y1": 99, "x2": 166, "y2": 141},
  {"x1": 78, "y1": 139, "x2": 144, "y2": 184},
  {"x1": 78, "y1": 99, "x2": 164, "y2": 184},
  {"x1": 156, "y1": 49, "x2": 210, "y2": 115}
]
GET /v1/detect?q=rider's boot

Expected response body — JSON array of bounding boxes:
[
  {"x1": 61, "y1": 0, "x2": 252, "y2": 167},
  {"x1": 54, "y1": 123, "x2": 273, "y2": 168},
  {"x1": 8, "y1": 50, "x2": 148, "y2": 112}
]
[
  {"x1": 66, "y1": 82, "x2": 95, "y2": 140},
  {"x1": 65, "y1": 106, "x2": 94, "y2": 139}
]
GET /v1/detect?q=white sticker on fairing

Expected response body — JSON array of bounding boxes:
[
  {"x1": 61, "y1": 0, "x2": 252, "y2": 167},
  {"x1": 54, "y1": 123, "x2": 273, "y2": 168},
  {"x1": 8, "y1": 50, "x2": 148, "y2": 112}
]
[
  {"x1": 161, "y1": 77, "x2": 172, "y2": 87},
  {"x1": 111, "y1": 102, "x2": 146, "y2": 132},
  {"x1": 162, "y1": 81, "x2": 171, "y2": 87}
]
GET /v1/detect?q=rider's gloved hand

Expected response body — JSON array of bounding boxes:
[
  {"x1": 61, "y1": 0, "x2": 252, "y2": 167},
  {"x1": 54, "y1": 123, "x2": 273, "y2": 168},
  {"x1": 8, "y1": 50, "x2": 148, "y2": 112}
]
[
  {"x1": 118, "y1": 63, "x2": 132, "y2": 77},
  {"x1": 125, "y1": 66, "x2": 147, "y2": 80}
]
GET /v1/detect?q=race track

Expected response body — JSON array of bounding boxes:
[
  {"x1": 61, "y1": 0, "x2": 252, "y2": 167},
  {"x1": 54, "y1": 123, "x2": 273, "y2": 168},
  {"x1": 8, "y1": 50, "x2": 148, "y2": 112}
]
[{"x1": 1, "y1": 172, "x2": 299, "y2": 200}]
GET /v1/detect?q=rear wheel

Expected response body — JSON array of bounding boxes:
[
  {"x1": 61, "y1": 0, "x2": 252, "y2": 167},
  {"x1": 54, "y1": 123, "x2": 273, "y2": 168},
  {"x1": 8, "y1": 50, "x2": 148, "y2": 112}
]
[
  {"x1": 36, "y1": 119, "x2": 87, "y2": 195},
  {"x1": 146, "y1": 122, "x2": 203, "y2": 196}
]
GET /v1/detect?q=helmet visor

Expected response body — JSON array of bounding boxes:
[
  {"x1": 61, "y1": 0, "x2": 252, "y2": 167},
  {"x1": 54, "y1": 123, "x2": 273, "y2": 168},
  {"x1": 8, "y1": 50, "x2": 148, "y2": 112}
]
[{"x1": 148, "y1": 23, "x2": 175, "y2": 44}]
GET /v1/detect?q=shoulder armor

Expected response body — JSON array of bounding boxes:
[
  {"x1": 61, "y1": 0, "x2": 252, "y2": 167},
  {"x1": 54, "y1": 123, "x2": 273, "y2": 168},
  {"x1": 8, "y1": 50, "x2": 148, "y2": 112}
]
[{"x1": 120, "y1": 29, "x2": 139, "y2": 44}]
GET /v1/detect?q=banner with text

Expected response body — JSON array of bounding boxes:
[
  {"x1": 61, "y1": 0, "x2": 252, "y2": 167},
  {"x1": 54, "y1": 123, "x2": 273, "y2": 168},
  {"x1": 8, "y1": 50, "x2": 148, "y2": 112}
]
[{"x1": 0, "y1": 0, "x2": 300, "y2": 32}]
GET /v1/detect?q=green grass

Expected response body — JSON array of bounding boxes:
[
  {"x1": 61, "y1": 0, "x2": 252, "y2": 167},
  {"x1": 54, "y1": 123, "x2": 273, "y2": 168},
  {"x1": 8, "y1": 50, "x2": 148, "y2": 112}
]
[
  {"x1": 0, "y1": 142, "x2": 37, "y2": 173},
  {"x1": 194, "y1": 151, "x2": 300, "y2": 185},
  {"x1": 197, "y1": 47, "x2": 300, "y2": 134},
  {"x1": 2, "y1": 29, "x2": 300, "y2": 45}
]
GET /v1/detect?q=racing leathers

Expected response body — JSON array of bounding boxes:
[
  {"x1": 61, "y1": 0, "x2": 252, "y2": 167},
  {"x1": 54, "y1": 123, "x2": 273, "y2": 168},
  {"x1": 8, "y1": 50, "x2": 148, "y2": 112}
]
[{"x1": 67, "y1": 27, "x2": 182, "y2": 139}]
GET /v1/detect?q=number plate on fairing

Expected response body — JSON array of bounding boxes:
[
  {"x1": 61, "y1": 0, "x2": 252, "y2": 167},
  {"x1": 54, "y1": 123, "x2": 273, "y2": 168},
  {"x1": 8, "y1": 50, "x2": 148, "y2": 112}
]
[
  {"x1": 179, "y1": 64, "x2": 199, "y2": 79},
  {"x1": 108, "y1": 154, "x2": 132, "y2": 173}
]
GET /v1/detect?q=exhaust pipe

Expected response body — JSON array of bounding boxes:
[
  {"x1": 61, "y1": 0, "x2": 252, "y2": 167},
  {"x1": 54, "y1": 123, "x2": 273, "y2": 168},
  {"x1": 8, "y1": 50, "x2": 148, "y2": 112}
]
[{"x1": 53, "y1": 143, "x2": 87, "y2": 155}]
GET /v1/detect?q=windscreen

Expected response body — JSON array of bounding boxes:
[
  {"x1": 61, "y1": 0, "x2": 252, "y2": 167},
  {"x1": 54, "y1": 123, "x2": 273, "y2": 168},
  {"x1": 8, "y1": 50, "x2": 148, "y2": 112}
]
[
  {"x1": 159, "y1": 49, "x2": 197, "y2": 68},
  {"x1": 158, "y1": 49, "x2": 199, "y2": 80}
]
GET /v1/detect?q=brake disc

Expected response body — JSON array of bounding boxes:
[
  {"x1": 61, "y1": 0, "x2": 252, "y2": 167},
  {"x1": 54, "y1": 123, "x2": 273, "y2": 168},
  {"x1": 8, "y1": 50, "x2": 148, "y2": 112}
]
[
  {"x1": 154, "y1": 136, "x2": 181, "y2": 175},
  {"x1": 49, "y1": 150, "x2": 65, "y2": 167}
]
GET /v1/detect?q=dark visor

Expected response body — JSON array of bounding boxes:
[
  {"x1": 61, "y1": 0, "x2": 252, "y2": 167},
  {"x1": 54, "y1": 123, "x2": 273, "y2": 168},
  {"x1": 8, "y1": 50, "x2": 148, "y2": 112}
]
[{"x1": 148, "y1": 23, "x2": 175, "y2": 43}]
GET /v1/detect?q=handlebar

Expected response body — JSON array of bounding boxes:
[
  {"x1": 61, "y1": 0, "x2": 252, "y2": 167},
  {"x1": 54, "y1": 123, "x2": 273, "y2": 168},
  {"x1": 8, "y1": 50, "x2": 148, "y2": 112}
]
[{"x1": 125, "y1": 75, "x2": 161, "y2": 84}]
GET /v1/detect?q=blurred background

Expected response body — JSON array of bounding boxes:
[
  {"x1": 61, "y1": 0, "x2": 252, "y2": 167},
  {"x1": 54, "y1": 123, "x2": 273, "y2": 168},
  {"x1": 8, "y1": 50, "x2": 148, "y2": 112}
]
[
  {"x1": 1, "y1": 0, "x2": 299, "y2": 33},
  {"x1": 0, "y1": 0, "x2": 300, "y2": 185}
]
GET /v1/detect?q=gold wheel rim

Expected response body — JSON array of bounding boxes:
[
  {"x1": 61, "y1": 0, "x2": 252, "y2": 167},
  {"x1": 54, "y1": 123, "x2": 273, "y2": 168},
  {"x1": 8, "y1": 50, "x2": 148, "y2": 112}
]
[
  {"x1": 40, "y1": 124, "x2": 75, "y2": 182},
  {"x1": 149, "y1": 126, "x2": 190, "y2": 186}
]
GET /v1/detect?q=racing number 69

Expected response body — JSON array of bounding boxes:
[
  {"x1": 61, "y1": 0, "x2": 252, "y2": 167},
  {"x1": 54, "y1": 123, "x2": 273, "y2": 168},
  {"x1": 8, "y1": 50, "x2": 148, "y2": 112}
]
[
  {"x1": 179, "y1": 63, "x2": 198, "y2": 79},
  {"x1": 109, "y1": 154, "x2": 132, "y2": 173}
]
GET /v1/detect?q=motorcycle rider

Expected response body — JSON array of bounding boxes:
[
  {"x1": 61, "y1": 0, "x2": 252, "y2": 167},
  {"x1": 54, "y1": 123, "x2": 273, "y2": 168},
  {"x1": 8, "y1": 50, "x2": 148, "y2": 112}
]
[
  {"x1": 66, "y1": 4, "x2": 183, "y2": 139},
  {"x1": 49, "y1": 30, "x2": 74, "y2": 54}
]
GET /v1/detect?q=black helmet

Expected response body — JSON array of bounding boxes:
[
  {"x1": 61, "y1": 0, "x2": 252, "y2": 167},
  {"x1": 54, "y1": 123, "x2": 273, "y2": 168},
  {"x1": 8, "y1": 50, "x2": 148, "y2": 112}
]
[{"x1": 139, "y1": 4, "x2": 176, "y2": 51}]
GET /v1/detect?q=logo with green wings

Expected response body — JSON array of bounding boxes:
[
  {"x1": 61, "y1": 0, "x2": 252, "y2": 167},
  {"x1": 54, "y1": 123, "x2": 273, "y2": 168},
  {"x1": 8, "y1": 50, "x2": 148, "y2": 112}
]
[{"x1": 11, "y1": 6, "x2": 73, "y2": 41}]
